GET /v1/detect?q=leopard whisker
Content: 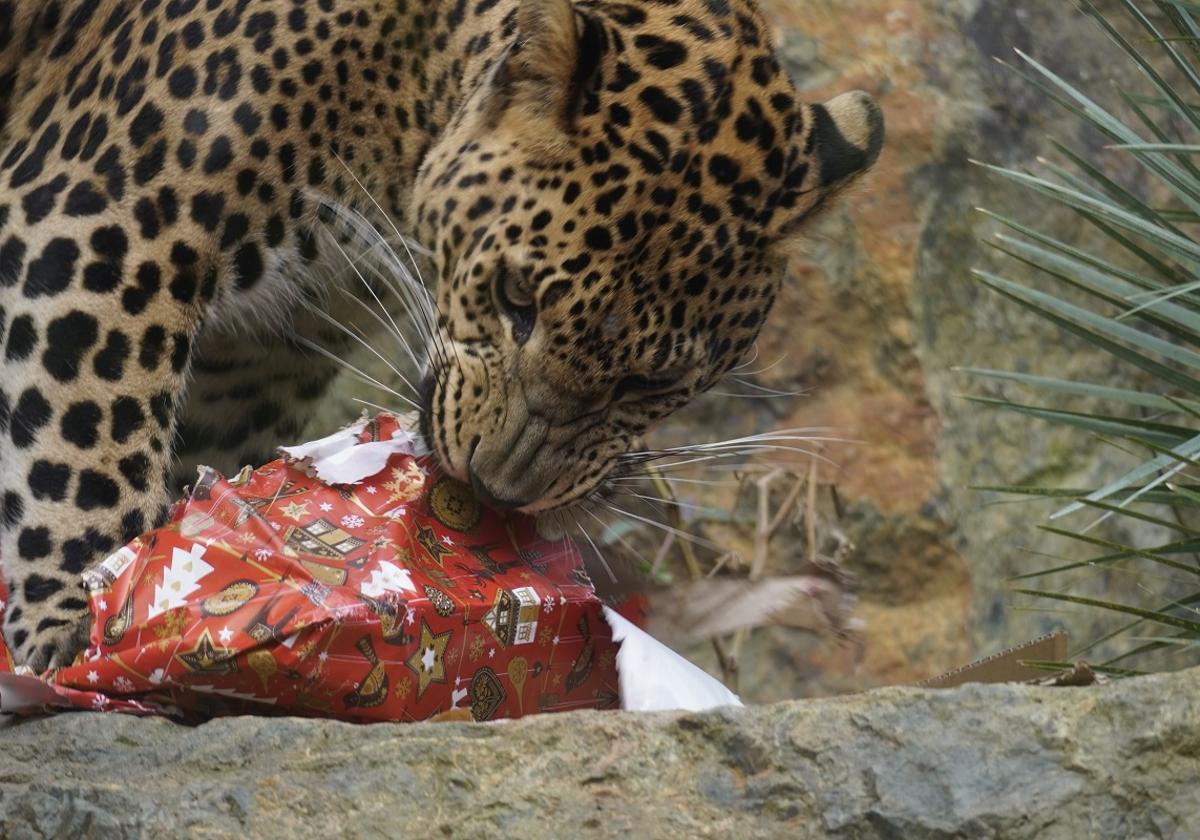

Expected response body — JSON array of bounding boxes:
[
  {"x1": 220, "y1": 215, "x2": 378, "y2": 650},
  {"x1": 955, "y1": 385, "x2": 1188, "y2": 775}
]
[
  {"x1": 313, "y1": 198, "x2": 443, "y2": 366},
  {"x1": 707, "y1": 389, "x2": 802, "y2": 399},
  {"x1": 721, "y1": 377, "x2": 808, "y2": 397},
  {"x1": 606, "y1": 475, "x2": 734, "y2": 487},
  {"x1": 614, "y1": 457, "x2": 760, "y2": 475},
  {"x1": 350, "y1": 397, "x2": 423, "y2": 416},
  {"x1": 285, "y1": 331, "x2": 419, "y2": 409},
  {"x1": 328, "y1": 150, "x2": 436, "y2": 290},
  {"x1": 294, "y1": 297, "x2": 422, "y2": 398},
  {"x1": 622, "y1": 426, "x2": 837, "y2": 450},
  {"x1": 579, "y1": 504, "x2": 644, "y2": 567},
  {"x1": 332, "y1": 285, "x2": 426, "y2": 375},
  {"x1": 357, "y1": 256, "x2": 453, "y2": 379},
  {"x1": 610, "y1": 489, "x2": 723, "y2": 516},
  {"x1": 617, "y1": 428, "x2": 848, "y2": 466},
  {"x1": 730, "y1": 349, "x2": 788, "y2": 377},
  {"x1": 308, "y1": 191, "x2": 440, "y2": 344},
  {"x1": 319, "y1": 230, "x2": 429, "y2": 374},
  {"x1": 730, "y1": 341, "x2": 761, "y2": 372},
  {"x1": 339, "y1": 204, "x2": 460, "y2": 389},
  {"x1": 600, "y1": 501, "x2": 721, "y2": 551},
  {"x1": 570, "y1": 509, "x2": 618, "y2": 584},
  {"x1": 631, "y1": 446, "x2": 838, "y2": 473},
  {"x1": 618, "y1": 443, "x2": 832, "y2": 464}
]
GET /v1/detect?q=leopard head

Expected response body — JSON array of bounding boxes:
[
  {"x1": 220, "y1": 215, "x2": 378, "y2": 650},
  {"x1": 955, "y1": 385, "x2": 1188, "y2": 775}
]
[{"x1": 412, "y1": 0, "x2": 883, "y2": 512}]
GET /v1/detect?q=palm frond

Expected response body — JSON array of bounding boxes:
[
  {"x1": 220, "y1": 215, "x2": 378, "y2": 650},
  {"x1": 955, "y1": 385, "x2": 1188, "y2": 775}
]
[{"x1": 972, "y1": 1, "x2": 1200, "y2": 670}]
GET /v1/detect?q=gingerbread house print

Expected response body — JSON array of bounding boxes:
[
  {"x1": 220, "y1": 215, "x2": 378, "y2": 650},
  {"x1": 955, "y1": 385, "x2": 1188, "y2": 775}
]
[
  {"x1": 283, "y1": 518, "x2": 366, "y2": 559},
  {"x1": 482, "y1": 586, "x2": 541, "y2": 646}
]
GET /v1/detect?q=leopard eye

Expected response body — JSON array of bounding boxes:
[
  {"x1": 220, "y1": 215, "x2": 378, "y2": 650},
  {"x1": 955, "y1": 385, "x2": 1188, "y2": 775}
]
[{"x1": 493, "y1": 261, "x2": 536, "y2": 345}]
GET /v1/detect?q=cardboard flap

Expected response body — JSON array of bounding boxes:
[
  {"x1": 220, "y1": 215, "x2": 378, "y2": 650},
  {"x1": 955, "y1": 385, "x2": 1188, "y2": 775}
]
[{"x1": 919, "y1": 632, "x2": 1068, "y2": 688}]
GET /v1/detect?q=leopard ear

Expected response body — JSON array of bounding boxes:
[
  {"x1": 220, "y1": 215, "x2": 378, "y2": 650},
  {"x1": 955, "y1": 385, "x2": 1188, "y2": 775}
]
[
  {"x1": 496, "y1": 0, "x2": 603, "y2": 124},
  {"x1": 514, "y1": 0, "x2": 579, "y2": 84},
  {"x1": 771, "y1": 91, "x2": 885, "y2": 241}
]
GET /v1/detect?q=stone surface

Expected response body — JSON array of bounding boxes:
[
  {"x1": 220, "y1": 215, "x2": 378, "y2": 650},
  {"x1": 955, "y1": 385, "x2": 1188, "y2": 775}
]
[{"x1": 3, "y1": 668, "x2": 1197, "y2": 838}]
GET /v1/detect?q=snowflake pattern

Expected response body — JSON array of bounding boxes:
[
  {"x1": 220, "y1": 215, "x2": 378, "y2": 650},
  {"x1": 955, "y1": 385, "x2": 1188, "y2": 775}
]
[
  {"x1": 113, "y1": 676, "x2": 135, "y2": 693},
  {"x1": 254, "y1": 548, "x2": 271, "y2": 560},
  {"x1": 382, "y1": 462, "x2": 426, "y2": 504},
  {"x1": 341, "y1": 514, "x2": 365, "y2": 529},
  {"x1": 319, "y1": 502, "x2": 333, "y2": 512}
]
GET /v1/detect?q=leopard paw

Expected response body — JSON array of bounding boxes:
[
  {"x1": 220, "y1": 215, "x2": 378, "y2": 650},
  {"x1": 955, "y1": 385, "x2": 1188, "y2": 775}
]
[{"x1": 4, "y1": 607, "x2": 91, "y2": 674}]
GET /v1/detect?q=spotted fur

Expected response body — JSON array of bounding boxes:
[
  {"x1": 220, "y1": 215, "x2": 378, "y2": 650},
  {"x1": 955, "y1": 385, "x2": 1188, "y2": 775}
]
[{"x1": 0, "y1": 0, "x2": 882, "y2": 671}]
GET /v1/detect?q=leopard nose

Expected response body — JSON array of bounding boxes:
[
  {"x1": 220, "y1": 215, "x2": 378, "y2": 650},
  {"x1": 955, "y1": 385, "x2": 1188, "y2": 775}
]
[{"x1": 814, "y1": 90, "x2": 885, "y2": 186}]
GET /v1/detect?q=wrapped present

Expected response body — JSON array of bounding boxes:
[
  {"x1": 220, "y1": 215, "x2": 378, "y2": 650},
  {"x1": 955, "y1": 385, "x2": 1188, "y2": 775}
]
[{"x1": 0, "y1": 414, "x2": 738, "y2": 721}]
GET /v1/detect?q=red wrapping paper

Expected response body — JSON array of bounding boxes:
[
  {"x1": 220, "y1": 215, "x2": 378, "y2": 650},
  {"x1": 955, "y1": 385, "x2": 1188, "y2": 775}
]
[{"x1": 0, "y1": 414, "x2": 621, "y2": 722}]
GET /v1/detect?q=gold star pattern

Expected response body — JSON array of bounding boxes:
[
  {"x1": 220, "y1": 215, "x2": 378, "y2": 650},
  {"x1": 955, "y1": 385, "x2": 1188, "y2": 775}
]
[
  {"x1": 416, "y1": 523, "x2": 454, "y2": 566},
  {"x1": 174, "y1": 628, "x2": 237, "y2": 676},
  {"x1": 404, "y1": 619, "x2": 452, "y2": 699},
  {"x1": 280, "y1": 500, "x2": 311, "y2": 521}
]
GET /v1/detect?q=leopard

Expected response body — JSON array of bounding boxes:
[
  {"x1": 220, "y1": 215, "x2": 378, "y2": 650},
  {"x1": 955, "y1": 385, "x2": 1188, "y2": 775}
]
[{"x1": 0, "y1": 0, "x2": 883, "y2": 672}]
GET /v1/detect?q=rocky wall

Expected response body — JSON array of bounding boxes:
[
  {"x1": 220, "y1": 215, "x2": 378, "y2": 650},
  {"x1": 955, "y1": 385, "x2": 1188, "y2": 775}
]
[
  {"x1": 3, "y1": 669, "x2": 1196, "y2": 838},
  {"x1": 656, "y1": 0, "x2": 1180, "y2": 698}
]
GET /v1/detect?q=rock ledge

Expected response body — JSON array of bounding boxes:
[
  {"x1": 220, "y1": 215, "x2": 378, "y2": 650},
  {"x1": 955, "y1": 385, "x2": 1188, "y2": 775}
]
[{"x1": 2, "y1": 668, "x2": 1197, "y2": 839}]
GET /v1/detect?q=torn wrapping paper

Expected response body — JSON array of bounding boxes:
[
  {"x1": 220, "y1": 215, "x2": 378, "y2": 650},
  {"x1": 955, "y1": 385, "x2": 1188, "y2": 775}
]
[{"x1": 0, "y1": 413, "x2": 740, "y2": 721}]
